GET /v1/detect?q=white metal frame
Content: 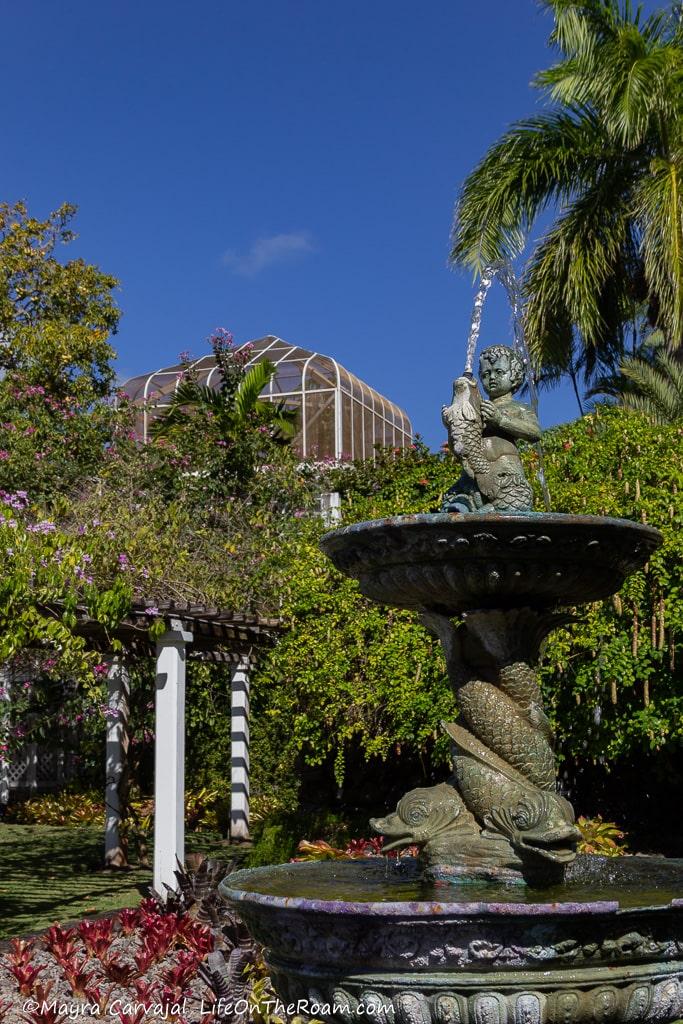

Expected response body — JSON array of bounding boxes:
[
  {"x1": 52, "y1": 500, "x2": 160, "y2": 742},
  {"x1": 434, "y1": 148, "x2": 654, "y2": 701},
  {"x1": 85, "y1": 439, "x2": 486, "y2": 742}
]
[{"x1": 126, "y1": 336, "x2": 412, "y2": 461}]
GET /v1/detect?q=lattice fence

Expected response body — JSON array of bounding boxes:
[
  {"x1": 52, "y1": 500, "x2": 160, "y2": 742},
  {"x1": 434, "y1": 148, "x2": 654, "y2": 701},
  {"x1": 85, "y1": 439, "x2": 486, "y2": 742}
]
[{"x1": 1, "y1": 744, "x2": 76, "y2": 798}]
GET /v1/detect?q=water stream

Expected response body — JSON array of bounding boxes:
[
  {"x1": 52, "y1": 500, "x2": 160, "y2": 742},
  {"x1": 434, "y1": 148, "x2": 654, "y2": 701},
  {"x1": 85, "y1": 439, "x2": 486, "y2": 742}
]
[{"x1": 463, "y1": 267, "x2": 496, "y2": 375}]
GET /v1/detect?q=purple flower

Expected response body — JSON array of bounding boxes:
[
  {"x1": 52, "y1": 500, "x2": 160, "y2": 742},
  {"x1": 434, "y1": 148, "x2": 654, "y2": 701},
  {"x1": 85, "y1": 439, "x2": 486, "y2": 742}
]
[
  {"x1": 27, "y1": 520, "x2": 56, "y2": 534},
  {"x1": 144, "y1": 606, "x2": 159, "y2": 616}
]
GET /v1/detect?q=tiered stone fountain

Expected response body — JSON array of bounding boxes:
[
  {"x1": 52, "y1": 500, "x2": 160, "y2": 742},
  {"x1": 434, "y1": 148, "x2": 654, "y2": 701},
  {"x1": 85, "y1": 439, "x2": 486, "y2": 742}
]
[{"x1": 221, "y1": 347, "x2": 683, "y2": 1024}]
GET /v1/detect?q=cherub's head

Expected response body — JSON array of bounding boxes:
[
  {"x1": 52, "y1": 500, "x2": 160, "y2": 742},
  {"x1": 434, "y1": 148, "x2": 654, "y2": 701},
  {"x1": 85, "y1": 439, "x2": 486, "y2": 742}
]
[{"x1": 479, "y1": 345, "x2": 525, "y2": 399}]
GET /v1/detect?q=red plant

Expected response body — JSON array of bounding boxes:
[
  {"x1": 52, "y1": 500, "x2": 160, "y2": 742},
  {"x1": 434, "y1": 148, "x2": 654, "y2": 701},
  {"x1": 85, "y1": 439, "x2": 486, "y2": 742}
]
[
  {"x1": 133, "y1": 946, "x2": 155, "y2": 975},
  {"x1": 117, "y1": 908, "x2": 140, "y2": 935},
  {"x1": 61, "y1": 955, "x2": 98, "y2": 998},
  {"x1": 20, "y1": 983, "x2": 62, "y2": 1024},
  {"x1": 43, "y1": 925, "x2": 80, "y2": 963},
  {"x1": 82, "y1": 984, "x2": 114, "y2": 1016},
  {"x1": 345, "y1": 836, "x2": 385, "y2": 857},
  {"x1": 160, "y1": 950, "x2": 200, "y2": 994},
  {"x1": 9, "y1": 962, "x2": 46, "y2": 996},
  {"x1": 100, "y1": 951, "x2": 137, "y2": 985},
  {"x1": 138, "y1": 897, "x2": 162, "y2": 916},
  {"x1": 132, "y1": 977, "x2": 161, "y2": 1002},
  {"x1": 0, "y1": 998, "x2": 13, "y2": 1023},
  {"x1": 176, "y1": 918, "x2": 214, "y2": 956},
  {"x1": 117, "y1": 1008, "x2": 146, "y2": 1024},
  {"x1": 138, "y1": 913, "x2": 179, "y2": 960},
  {"x1": 158, "y1": 987, "x2": 190, "y2": 1020},
  {"x1": 78, "y1": 918, "x2": 113, "y2": 958},
  {"x1": 8, "y1": 938, "x2": 36, "y2": 967}
]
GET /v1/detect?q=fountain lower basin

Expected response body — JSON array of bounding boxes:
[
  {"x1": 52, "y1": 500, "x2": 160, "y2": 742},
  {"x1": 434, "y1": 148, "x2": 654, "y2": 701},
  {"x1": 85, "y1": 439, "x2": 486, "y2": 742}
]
[{"x1": 220, "y1": 857, "x2": 683, "y2": 1024}]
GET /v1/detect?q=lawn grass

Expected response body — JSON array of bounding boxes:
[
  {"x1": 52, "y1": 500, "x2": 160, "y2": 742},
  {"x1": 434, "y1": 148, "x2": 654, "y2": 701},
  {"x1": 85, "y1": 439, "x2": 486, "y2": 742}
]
[{"x1": 0, "y1": 824, "x2": 240, "y2": 939}]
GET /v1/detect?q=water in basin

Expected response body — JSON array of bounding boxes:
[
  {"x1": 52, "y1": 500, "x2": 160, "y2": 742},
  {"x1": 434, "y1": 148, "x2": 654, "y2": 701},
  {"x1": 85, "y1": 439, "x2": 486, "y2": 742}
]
[{"x1": 232, "y1": 856, "x2": 683, "y2": 910}]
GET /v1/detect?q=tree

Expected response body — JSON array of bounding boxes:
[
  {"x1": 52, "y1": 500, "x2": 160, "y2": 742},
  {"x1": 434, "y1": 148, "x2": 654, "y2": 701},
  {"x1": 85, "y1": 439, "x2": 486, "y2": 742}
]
[
  {"x1": 0, "y1": 203, "x2": 122, "y2": 500},
  {"x1": 588, "y1": 329, "x2": 683, "y2": 421},
  {"x1": 450, "y1": 0, "x2": 683, "y2": 389},
  {"x1": 149, "y1": 329, "x2": 298, "y2": 496},
  {"x1": 0, "y1": 201, "x2": 119, "y2": 396}
]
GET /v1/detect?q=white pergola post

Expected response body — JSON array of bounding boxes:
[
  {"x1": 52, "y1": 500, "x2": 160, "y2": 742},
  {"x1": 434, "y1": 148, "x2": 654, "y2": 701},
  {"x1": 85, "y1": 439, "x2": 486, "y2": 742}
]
[
  {"x1": 230, "y1": 655, "x2": 251, "y2": 841},
  {"x1": 154, "y1": 620, "x2": 193, "y2": 894},
  {"x1": 104, "y1": 657, "x2": 130, "y2": 867}
]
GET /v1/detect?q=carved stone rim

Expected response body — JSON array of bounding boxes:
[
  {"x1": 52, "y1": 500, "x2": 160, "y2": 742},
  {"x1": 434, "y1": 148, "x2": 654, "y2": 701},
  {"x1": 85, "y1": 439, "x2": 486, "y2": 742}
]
[
  {"x1": 321, "y1": 511, "x2": 663, "y2": 551},
  {"x1": 219, "y1": 858, "x2": 683, "y2": 919}
]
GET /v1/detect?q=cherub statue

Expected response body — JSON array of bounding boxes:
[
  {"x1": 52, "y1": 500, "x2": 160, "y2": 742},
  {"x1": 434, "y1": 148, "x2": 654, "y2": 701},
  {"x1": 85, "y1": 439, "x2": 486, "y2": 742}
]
[{"x1": 440, "y1": 345, "x2": 539, "y2": 514}]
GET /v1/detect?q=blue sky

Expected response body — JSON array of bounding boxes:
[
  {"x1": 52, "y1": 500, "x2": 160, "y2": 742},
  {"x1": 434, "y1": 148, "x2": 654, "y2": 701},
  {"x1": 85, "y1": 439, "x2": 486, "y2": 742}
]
[{"x1": 1, "y1": 1, "x2": 657, "y2": 447}]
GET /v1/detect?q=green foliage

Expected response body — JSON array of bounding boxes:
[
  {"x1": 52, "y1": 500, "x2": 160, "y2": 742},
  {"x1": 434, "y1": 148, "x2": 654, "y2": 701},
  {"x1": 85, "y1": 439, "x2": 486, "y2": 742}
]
[
  {"x1": 246, "y1": 824, "x2": 299, "y2": 867},
  {"x1": 250, "y1": 444, "x2": 459, "y2": 797},
  {"x1": 589, "y1": 331, "x2": 683, "y2": 423},
  {"x1": 450, "y1": 0, "x2": 683, "y2": 386},
  {"x1": 0, "y1": 201, "x2": 119, "y2": 389},
  {"x1": 525, "y1": 405, "x2": 683, "y2": 765},
  {"x1": 5, "y1": 790, "x2": 105, "y2": 826},
  {"x1": 577, "y1": 814, "x2": 628, "y2": 856},
  {"x1": 0, "y1": 202, "x2": 122, "y2": 501}
]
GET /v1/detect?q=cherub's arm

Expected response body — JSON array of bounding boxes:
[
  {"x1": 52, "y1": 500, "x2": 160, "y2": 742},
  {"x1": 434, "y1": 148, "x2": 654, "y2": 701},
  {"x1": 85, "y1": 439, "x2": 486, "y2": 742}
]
[{"x1": 496, "y1": 401, "x2": 541, "y2": 443}]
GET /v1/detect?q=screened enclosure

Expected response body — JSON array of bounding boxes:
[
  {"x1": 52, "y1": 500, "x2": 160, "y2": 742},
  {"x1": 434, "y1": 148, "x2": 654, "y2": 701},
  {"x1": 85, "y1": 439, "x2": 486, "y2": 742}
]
[{"x1": 122, "y1": 335, "x2": 413, "y2": 461}]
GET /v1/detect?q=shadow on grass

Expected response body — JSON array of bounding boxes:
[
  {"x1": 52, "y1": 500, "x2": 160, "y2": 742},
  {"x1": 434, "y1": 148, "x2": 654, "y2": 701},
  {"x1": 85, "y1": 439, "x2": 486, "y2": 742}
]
[{"x1": 0, "y1": 824, "x2": 231, "y2": 939}]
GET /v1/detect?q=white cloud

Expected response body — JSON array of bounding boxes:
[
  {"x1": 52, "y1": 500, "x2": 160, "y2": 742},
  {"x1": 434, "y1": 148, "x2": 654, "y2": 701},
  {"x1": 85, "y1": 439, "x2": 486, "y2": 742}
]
[{"x1": 222, "y1": 231, "x2": 315, "y2": 277}]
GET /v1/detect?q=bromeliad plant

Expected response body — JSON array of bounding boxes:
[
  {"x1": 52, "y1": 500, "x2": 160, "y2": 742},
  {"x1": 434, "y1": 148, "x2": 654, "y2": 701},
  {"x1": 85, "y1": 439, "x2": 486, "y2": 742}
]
[{"x1": 577, "y1": 815, "x2": 628, "y2": 857}]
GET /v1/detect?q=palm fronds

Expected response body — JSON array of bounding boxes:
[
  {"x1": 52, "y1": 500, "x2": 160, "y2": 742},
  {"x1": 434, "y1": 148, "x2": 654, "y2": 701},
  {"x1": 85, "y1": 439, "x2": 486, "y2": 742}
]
[
  {"x1": 589, "y1": 341, "x2": 683, "y2": 423},
  {"x1": 451, "y1": 0, "x2": 683, "y2": 386}
]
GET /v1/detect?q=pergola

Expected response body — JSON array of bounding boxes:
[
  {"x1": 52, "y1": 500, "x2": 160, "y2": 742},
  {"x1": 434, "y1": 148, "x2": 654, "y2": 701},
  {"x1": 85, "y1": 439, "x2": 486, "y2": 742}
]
[{"x1": 65, "y1": 599, "x2": 282, "y2": 893}]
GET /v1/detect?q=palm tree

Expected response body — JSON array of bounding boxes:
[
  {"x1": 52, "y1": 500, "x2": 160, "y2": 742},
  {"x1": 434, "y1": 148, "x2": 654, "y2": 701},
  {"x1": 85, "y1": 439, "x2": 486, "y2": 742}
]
[
  {"x1": 450, "y1": 0, "x2": 683, "y2": 386},
  {"x1": 151, "y1": 357, "x2": 298, "y2": 444},
  {"x1": 588, "y1": 329, "x2": 683, "y2": 421}
]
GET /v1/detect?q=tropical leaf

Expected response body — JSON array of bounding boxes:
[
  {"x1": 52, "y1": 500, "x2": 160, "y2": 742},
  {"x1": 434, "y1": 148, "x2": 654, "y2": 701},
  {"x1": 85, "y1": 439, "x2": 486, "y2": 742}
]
[
  {"x1": 589, "y1": 343, "x2": 683, "y2": 424},
  {"x1": 233, "y1": 360, "x2": 277, "y2": 423}
]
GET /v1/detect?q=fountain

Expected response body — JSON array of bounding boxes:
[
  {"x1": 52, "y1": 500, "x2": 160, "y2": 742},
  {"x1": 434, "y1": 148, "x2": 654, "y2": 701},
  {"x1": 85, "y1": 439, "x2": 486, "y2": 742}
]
[{"x1": 220, "y1": 344, "x2": 683, "y2": 1023}]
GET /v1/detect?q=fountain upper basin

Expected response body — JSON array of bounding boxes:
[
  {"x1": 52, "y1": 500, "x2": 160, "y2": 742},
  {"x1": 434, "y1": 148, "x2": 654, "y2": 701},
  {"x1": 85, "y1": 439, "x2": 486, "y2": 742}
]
[{"x1": 320, "y1": 512, "x2": 662, "y2": 613}]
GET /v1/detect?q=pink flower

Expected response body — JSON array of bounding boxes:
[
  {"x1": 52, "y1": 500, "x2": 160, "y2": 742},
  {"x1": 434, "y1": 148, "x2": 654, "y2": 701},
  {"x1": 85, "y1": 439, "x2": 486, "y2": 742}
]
[{"x1": 0, "y1": 451, "x2": 9, "y2": 461}]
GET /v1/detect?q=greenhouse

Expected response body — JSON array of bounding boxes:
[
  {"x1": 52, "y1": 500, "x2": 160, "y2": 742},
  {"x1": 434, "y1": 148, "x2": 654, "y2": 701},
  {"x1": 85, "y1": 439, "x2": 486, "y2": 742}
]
[{"x1": 122, "y1": 335, "x2": 413, "y2": 460}]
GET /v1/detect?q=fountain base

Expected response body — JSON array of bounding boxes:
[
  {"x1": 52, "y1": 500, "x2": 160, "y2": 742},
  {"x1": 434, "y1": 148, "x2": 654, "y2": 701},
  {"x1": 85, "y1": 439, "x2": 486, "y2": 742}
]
[{"x1": 220, "y1": 856, "x2": 683, "y2": 1024}]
